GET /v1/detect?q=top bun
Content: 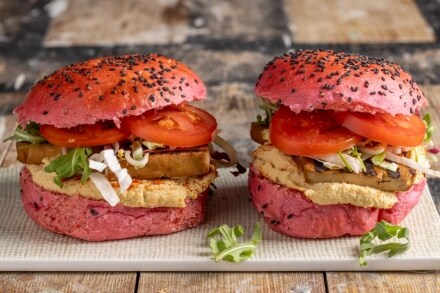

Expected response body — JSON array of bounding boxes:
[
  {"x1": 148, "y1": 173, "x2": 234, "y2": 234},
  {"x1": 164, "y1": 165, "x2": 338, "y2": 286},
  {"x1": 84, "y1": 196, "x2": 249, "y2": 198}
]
[
  {"x1": 255, "y1": 50, "x2": 427, "y2": 115},
  {"x1": 15, "y1": 54, "x2": 207, "y2": 128}
]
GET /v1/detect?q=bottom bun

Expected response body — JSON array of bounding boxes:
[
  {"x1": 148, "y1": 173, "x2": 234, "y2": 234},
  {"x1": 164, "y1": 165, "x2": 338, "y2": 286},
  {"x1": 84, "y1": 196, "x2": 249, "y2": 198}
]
[
  {"x1": 20, "y1": 167, "x2": 207, "y2": 241},
  {"x1": 249, "y1": 165, "x2": 426, "y2": 238}
]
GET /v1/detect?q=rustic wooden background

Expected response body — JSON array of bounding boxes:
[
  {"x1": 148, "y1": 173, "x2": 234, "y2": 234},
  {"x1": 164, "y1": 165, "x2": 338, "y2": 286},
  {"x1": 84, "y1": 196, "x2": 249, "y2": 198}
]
[{"x1": 1, "y1": 0, "x2": 440, "y2": 292}]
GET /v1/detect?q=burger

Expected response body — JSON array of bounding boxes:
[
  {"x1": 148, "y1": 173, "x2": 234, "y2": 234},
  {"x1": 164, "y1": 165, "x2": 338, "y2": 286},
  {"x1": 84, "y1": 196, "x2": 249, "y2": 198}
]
[
  {"x1": 249, "y1": 49, "x2": 439, "y2": 238},
  {"x1": 10, "y1": 53, "x2": 232, "y2": 241}
]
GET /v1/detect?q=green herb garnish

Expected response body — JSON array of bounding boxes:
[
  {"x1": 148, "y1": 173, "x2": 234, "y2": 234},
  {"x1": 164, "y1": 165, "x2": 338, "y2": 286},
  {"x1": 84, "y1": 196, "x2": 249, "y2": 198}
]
[
  {"x1": 423, "y1": 113, "x2": 434, "y2": 143},
  {"x1": 44, "y1": 147, "x2": 92, "y2": 187},
  {"x1": 208, "y1": 223, "x2": 262, "y2": 263},
  {"x1": 3, "y1": 122, "x2": 46, "y2": 144},
  {"x1": 255, "y1": 102, "x2": 279, "y2": 126},
  {"x1": 359, "y1": 221, "x2": 410, "y2": 266}
]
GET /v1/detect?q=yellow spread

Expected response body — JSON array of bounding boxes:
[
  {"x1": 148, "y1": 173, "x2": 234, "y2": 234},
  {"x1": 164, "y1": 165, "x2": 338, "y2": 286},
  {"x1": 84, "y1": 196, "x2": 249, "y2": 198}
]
[
  {"x1": 252, "y1": 144, "x2": 412, "y2": 209},
  {"x1": 26, "y1": 164, "x2": 216, "y2": 208}
]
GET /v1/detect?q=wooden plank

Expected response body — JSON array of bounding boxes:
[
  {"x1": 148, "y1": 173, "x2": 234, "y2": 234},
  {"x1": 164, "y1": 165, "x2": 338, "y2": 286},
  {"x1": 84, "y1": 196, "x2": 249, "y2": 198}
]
[
  {"x1": 138, "y1": 272, "x2": 325, "y2": 293},
  {"x1": 0, "y1": 115, "x2": 17, "y2": 167},
  {"x1": 326, "y1": 272, "x2": 440, "y2": 293},
  {"x1": 44, "y1": 0, "x2": 191, "y2": 46},
  {"x1": 0, "y1": 272, "x2": 137, "y2": 293},
  {"x1": 43, "y1": 0, "x2": 281, "y2": 47},
  {"x1": 285, "y1": 0, "x2": 436, "y2": 43}
]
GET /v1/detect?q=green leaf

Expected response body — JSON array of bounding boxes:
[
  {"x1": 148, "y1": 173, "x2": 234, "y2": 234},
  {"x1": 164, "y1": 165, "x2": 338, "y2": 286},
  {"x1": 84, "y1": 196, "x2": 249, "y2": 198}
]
[
  {"x1": 358, "y1": 221, "x2": 410, "y2": 267},
  {"x1": 254, "y1": 102, "x2": 279, "y2": 125},
  {"x1": 3, "y1": 122, "x2": 47, "y2": 144},
  {"x1": 44, "y1": 147, "x2": 92, "y2": 187},
  {"x1": 423, "y1": 113, "x2": 434, "y2": 143},
  {"x1": 207, "y1": 222, "x2": 262, "y2": 263}
]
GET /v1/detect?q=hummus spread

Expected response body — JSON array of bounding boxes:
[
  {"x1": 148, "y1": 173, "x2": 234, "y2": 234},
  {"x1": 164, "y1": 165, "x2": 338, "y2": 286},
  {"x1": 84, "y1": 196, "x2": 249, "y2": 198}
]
[
  {"x1": 26, "y1": 164, "x2": 216, "y2": 208},
  {"x1": 252, "y1": 144, "x2": 420, "y2": 209}
]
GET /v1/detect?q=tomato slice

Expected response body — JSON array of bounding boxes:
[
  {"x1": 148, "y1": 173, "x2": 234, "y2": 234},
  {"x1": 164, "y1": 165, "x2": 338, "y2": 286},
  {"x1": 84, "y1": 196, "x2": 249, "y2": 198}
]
[
  {"x1": 334, "y1": 112, "x2": 426, "y2": 147},
  {"x1": 121, "y1": 104, "x2": 217, "y2": 147},
  {"x1": 270, "y1": 107, "x2": 362, "y2": 155},
  {"x1": 40, "y1": 122, "x2": 130, "y2": 147}
]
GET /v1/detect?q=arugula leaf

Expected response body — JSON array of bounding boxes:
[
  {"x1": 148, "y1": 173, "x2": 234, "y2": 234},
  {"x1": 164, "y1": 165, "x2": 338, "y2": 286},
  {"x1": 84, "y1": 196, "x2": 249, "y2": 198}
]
[
  {"x1": 44, "y1": 147, "x2": 92, "y2": 187},
  {"x1": 3, "y1": 122, "x2": 46, "y2": 144},
  {"x1": 208, "y1": 223, "x2": 262, "y2": 263},
  {"x1": 359, "y1": 221, "x2": 410, "y2": 266},
  {"x1": 423, "y1": 113, "x2": 434, "y2": 143}
]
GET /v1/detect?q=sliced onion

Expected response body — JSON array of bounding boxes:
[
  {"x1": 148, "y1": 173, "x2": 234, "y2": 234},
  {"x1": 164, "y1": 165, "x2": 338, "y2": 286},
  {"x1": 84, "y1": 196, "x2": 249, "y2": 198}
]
[
  {"x1": 89, "y1": 172, "x2": 120, "y2": 207},
  {"x1": 114, "y1": 168, "x2": 132, "y2": 193},
  {"x1": 387, "y1": 146, "x2": 402, "y2": 155},
  {"x1": 212, "y1": 135, "x2": 238, "y2": 168},
  {"x1": 112, "y1": 141, "x2": 120, "y2": 152},
  {"x1": 428, "y1": 147, "x2": 440, "y2": 154},
  {"x1": 401, "y1": 146, "x2": 413, "y2": 152},
  {"x1": 102, "y1": 149, "x2": 121, "y2": 173},
  {"x1": 88, "y1": 160, "x2": 107, "y2": 172},
  {"x1": 309, "y1": 153, "x2": 363, "y2": 173},
  {"x1": 89, "y1": 153, "x2": 104, "y2": 162},
  {"x1": 125, "y1": 150, "x2": 149, "y2": 168},
  {"x1": 322, "y1": 161, "x2": 343, "y2": 170},
  {"x1": 132, "y1": 146, "x2": 143, "y2": 160},
  {"x1": 101, "y1": 149, "x2": 133, "y2": 191},
  {"x1": 385, "y1": 150, "x2": 440, "y2": 177},
  {"x1": 358, "y1": 144, "x2": 386, "y2": 155}
]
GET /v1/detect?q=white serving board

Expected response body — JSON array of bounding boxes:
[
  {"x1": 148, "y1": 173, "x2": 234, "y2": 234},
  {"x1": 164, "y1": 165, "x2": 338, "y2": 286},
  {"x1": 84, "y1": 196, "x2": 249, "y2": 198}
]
[{"x1": 0, "y1": 166, "x2": 439, "y2": 271}]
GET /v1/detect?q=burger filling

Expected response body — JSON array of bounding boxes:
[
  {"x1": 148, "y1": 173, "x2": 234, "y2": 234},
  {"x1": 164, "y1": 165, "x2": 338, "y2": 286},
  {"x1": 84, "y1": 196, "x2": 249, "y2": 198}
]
[
  {"x1": 251, "y1": 101, "x2": 439, "y2": 208},
  {"x1": 8, "y1": 104, "x2": 238, "y2": 207}
]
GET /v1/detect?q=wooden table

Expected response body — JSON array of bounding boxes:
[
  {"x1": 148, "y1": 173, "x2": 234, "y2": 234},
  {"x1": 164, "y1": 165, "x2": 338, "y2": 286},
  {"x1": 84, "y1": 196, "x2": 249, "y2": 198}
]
[{"x1": 1, "y1": 0, "x2": 440, "y2": 291}]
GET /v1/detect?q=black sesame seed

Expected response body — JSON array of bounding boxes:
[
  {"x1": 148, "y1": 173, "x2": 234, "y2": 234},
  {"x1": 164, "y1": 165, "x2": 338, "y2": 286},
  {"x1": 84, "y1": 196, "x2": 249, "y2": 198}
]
[
  {"x1": 131, "y1": 105, "x2": 137, "y2": 110},
  {"x1": 122, "y1": 109, "x2": 128, "y2": 114},
  {"x1": 149, "y1": 94, "x2": 155, "y2": 102},
  {"x1": 370, "y1": 91, "x2": 376, "y2": 95},
  {"x1": 43, "y1": 111, "x2": 48, "y2": 115},
  {"x1": 99, "y1": 95, "x2": 104, "y2": 101}
]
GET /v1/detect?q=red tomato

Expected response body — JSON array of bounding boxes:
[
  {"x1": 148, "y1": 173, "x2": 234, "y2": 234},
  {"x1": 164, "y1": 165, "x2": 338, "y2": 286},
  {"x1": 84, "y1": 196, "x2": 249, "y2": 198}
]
[
  {"x1": 40, "y1": 122, "x2": 130, "y2": 147},
  {"x1": 121, "y1": 104, "x2": 217, "y2": 147},
  {"x1": 270, "y1": 107, "x2": 362, "y2": 155},
  {"x1": 334, "y1": 112, "x2": 426, "y2": 147}
]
